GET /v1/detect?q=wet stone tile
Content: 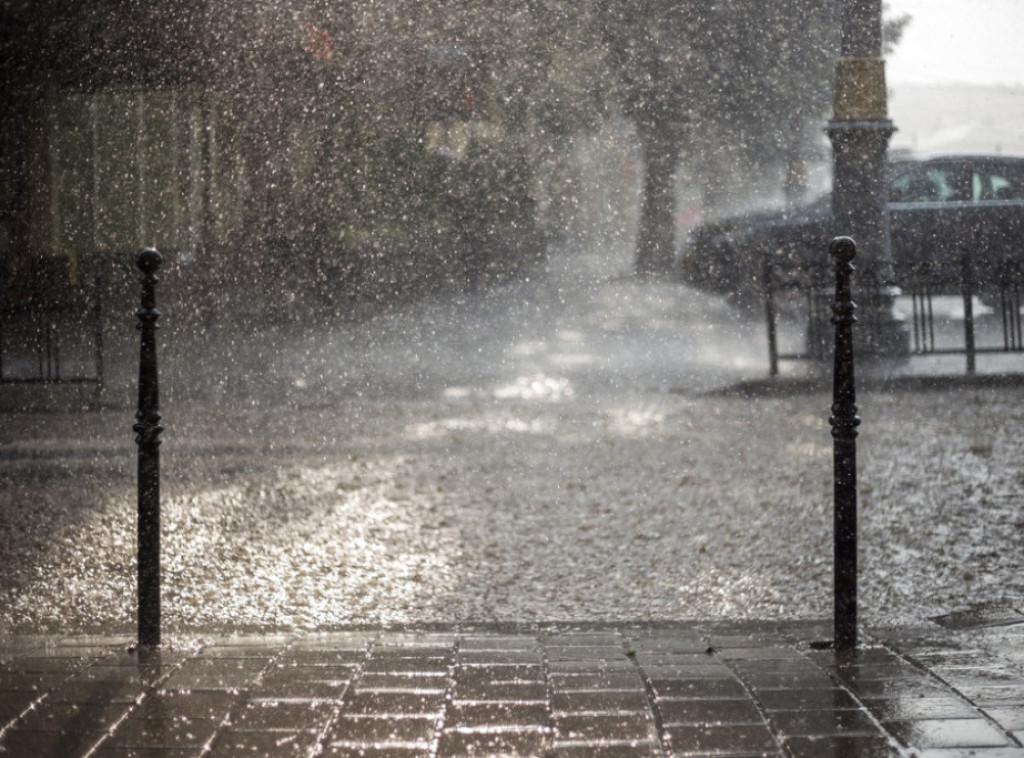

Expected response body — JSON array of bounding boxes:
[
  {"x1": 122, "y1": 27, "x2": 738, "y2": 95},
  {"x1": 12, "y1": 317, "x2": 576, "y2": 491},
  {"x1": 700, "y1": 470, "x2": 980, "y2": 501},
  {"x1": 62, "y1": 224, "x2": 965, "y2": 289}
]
[
  {"x1": 455, "y1": 664, "x2": 544, "y2": 684},
  {"x1": 545, "y1": 646, "x2": 627, "y2": 662},
  {"x1": 833, "y1": 666, "x2": 933, "y2": 688},
  {"x1": 457, "y1": 649, "x2": 543, "y2": 664},
  {"x1": 634, "y1": 653, "x2": 720, "y2": 668},
  {"x1": 46, "y1": 645, "x2": 128, "y2": 659},
  {"x1": 104, "y1": 715, "x2": 222, "y2": 748},
  {"x1": 768, "y1": 708, "x2": 881, "y2": 737},
  {"x1": 900, "y1": 648, "x2": 992, "y2": 667},
  {"x1": 885, "y1": 718, "x2": 1012, "y2": 749},
  {"x1": 754, "y1": 688, "x2": 860, "y2": 711},
  {"x1": 458, "y1": 636, "x2": 541, "y2": 651},
  {"x1": 261, "y1": 664, "x2": 355, "y2": 686},
  {"x1": 198, "y1": 646, "x2": 279, "y2": 660},
  {"x1": 664, "y1": 723, "x2": 779, "y2": 755},
  {"x1": 545, "y1": 634, "x2": 623, "y2": 647},
  {"x1": 0, "y1": 691, "x2": 36, "y2": 722},
  {"x1": 639, "y1": 664, "x2": 735, "y2": 681},
  {"x1": 807, "y1": 648, "x2": 907, "y2": 671},
  {"x1": 452, "y1": 679, "x2": 547, "y2": 703},
  {"x1": 374, "y1": 639, "x2": 454, "y2": 655},
  {"x1": 436, "y1": 727, "x2": 548, "y2": 756},
  {"x1": 205, "y1": 729, "x2": 321, "y2": 757},
  {"x1": 363, "y1": 656, "x2": 449, "y2": 675},
  {"x1": 344, "y1": 690, "x2": 446, "y2": 716},
  {"x1": 912, "y1": 749, "x2": 1024, "y2": 758},
  {"x1": 250, "y1": 677, "x2": 351, "y2": 701},
  {"x1": 200, "y1": 634, "x2": 293, "y2": 649},
  {"x1": 92, "y1": 747, "x2": 206, "y2": 757},
  {"x1": 554, "y1": 712, "x2": 656, "y2": 742},
  {"x1": 626, "y1": 636, "x2": 709, "y2": 653},
  {"x1": 0, "y1": 727, "x2": 103, "y2": 756},
  {"x1": 48, "y1": 679, "x2": 147, "y2": 704},
  {"x1": 329, "y1": 714, "x2": 438, "y2": 745},
  {"x1": 1, "y1": 656, "x2": 98, "y2": 673},
  {"x1": 276, "y1": 650, "x2": 366, "y2": 666},
  {"x1": 783, "y1": 734, "x2": 896, "y2": 757},
  {"x1": 864, "y1": 696, "x2": 979, "y2": 721},
  {"x1": 162, "y1": 659, "x2": 268, "y2": 691},
  {"x1": 354, "y1": 673, "x2": 448, "y2": 693},
  {"x1": 650, "y1": 677, "x2": 748, "y2": 699},
  {"x1": 843, "y1": 677, "x2": 951, "y2": 700},
  {"x1": 446, "y1": 701, "x2": 550, "y2": 729},
  {"x1": 102, "y1": 649, "x2": 191, "y2": 666},
  {"x1": 229, "y1": 699, "x2": 335, "y2": 731},
  {"x1": 547, "y1": 660, "x2": 634, "y2": 675},
  {"x1": 935, "y1": 668, "x2": 1024, "y2": 686},
  {"x1": 549, "y1": 744, "x2": 663, "y2": 758},
  {"x1": 71, "y1": 664, "x2": 170, "y2": 689},
  {"x1": 956, "y1": 685, "x2": 1024, "y2": 706},
  {"x1": 715, "y1": 647, "x2": 806, "y2": 661},
  {"x1": 16, "y1": 700, "x2": 132, "y2": 732},
  {"x1": 985, "y1": 705, "x2": 1024, "y2": 730},
  {"x1": 549, "y1": 671, "x2": 643, "y2": 691},
  {"x1": 550, "y1": 690, "x2": 651, "y2": 714},
  {"x1": 737, "y1": 671, "x2": 837, "y2": 689},
  {"x1": 291, "y1": 632, "x2": 374, "y2": 650},
  {"x1": 657, "y1": 697, "x2": 764, "y2": 726},
  {"x1": 324, "y1": 746, "x2": 429, "y2": 758},
  {"x1": 0, "y1": 671, "x2": 72, "y2": 692},
  {"x1": 728, "y1": 659, "x2": 823, "y2": 675},
  {"x1": 143, "y1": 689, "x2": 237, "y2": 720}
]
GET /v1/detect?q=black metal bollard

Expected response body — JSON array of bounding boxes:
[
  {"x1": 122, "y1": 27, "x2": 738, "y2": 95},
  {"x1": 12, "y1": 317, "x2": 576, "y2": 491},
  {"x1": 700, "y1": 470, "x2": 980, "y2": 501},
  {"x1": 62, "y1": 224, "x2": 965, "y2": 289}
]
[
  {"x1": 829, "y1": 237, "x2": 860, "y2": 651},
  {"x1": 134, "y1": 249, "x2": 163, "y2": 647}
]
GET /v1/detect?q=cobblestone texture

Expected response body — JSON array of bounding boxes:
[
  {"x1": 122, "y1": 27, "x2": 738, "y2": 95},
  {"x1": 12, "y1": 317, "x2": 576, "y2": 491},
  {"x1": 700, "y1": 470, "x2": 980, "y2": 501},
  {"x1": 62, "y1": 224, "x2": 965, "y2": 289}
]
[{"x1": 2, "y1": 612, "x2": 1024, "y2": 757}]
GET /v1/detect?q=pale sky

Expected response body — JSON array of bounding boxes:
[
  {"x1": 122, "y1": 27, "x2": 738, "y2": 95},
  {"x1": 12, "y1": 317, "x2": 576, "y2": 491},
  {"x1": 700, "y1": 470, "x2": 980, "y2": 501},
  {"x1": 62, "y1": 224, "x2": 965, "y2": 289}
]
[{"x1": 885, "y1": 0, "x2": 1024, "y2": 86}]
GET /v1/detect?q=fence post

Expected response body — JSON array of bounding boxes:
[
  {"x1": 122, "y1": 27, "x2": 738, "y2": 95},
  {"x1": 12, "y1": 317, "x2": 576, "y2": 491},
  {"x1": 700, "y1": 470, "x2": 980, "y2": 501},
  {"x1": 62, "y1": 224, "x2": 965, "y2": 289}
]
[
  {"x1": 830, "y1": 237, "x2": 860, "y2": 651},
  {"x1": 93, "y1": 270, "x2": 104, "y2": 409},
  {"x1": 961, "y1": 252, "x2": 976, "y2": 376},
  {"x1": 764, "y1": 252, "x2": 779, "y2": 377},
  {"x1": 134, "y1": 249, "x2": 163, "y2": 647}
]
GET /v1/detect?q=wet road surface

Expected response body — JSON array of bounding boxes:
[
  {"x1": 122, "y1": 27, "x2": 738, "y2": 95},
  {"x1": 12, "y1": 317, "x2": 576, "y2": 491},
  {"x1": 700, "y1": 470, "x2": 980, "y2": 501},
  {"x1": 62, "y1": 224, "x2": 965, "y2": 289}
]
[{"x1": 1, "y1": 242, "x2": 1023, "y2": 633}]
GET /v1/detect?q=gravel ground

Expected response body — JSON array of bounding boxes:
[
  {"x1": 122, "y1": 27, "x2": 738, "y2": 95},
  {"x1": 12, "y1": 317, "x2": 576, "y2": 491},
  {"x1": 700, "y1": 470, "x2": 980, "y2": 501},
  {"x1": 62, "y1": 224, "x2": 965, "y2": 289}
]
[{"x1": 2, "y1": 242, "x2": 1023, "y2": 634}]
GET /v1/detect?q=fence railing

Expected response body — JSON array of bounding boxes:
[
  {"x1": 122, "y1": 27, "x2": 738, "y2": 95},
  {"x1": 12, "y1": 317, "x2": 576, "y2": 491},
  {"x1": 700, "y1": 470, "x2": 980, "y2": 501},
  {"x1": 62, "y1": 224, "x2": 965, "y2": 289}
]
[
  {"x1": 765, "y1": 250, "x2": 1024, "y2": 376},
  {"x1": 0, "y1": 259, "x2": 105, "y2": 404}
]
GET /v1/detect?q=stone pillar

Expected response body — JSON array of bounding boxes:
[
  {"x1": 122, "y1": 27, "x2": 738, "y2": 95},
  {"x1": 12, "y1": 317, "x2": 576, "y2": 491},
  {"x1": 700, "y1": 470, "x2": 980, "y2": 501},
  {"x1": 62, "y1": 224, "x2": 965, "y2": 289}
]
[{"x1": 827, "y1": 0, "x2": 908, "y2": 356}]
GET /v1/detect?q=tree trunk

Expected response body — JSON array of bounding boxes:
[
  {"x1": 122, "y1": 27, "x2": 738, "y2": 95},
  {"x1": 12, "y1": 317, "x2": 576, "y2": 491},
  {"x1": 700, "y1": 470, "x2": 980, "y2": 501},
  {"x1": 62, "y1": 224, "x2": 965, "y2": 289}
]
[{"x1": 635, "y1": 131, "x2": 680, "y2": 277}]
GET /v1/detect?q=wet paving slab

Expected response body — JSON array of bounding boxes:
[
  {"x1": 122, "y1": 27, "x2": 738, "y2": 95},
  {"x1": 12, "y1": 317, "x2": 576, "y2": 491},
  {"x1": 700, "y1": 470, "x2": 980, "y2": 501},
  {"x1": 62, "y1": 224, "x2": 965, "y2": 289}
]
[{"x1": 1, "y1": 618, "x2": 1023, "y2": 757}]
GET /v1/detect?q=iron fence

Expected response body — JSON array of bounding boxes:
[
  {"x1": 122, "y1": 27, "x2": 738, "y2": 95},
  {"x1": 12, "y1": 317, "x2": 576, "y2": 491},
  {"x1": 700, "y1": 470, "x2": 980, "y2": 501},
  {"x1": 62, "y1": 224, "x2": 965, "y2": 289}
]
[
  {"x1": 765, "y1": 250, "x2": 1024, "y2": 376},
  {"x1": 0, "y1": 258, "x2": 105, "y2": 404}
]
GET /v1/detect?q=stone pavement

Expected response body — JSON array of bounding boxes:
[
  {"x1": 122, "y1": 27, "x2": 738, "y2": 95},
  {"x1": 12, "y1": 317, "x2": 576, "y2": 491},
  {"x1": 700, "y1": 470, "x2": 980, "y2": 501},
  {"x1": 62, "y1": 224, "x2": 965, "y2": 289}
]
[{"x1": 2, "y1": 612, "x2": 1024, "y2": 758}]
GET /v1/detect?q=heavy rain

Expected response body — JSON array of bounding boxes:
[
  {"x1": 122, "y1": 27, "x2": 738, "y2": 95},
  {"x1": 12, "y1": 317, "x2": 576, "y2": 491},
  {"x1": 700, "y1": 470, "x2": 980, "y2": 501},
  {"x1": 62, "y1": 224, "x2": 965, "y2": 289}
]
[{"x1": 2, "y1": 0, "x2": 1023, "y2": 639}]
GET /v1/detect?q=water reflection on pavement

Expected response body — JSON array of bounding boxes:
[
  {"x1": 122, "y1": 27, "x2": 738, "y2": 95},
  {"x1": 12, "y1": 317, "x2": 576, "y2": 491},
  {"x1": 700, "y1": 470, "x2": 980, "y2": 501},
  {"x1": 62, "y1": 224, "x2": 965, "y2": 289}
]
[{"x1": 1, "y1": 243, "x2": 1022, "y2": 635}]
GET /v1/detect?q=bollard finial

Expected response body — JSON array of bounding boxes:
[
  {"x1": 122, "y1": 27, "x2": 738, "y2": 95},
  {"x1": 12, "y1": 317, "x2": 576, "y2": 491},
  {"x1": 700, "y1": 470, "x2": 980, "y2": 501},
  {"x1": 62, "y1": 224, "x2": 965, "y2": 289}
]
[
  {"x1": 137, "y1": 248, "x2": 162, "y2": 276},
  {"x1": 830, "y1": 236, "x2": 856, "y2": 266}
]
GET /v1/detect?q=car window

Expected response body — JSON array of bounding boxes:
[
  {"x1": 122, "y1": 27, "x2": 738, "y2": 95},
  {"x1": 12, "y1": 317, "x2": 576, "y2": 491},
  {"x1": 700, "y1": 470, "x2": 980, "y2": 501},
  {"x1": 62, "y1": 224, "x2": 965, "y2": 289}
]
[
  {"x1": 890, "y1": 167, "x2": 960, "y2": 203},
  {"x1": 974, "y1": 169, "x2": 1024, "y2": 200}
]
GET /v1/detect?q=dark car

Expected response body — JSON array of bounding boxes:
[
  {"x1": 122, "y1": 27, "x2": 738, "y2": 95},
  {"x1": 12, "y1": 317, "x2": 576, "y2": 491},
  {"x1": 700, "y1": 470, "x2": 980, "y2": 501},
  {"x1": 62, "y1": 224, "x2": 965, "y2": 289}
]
[{"x1": 679, "y1": 154, "x2": 1024, "y2": 301}]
